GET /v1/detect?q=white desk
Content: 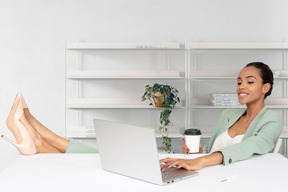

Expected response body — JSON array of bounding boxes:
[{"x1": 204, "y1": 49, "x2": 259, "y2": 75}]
[{"x1": 0, "y1": 153, "x2": 287, "y2": 192}]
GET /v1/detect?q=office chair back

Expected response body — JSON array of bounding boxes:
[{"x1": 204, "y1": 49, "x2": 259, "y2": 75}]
[{"x1": 273, "y1": 138, "x2": 282, "y2": 153}]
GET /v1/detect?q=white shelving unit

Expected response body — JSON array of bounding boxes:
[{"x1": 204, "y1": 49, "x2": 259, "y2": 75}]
[
  {"x1": 187, "y1": 41, "x2": 288, "y2": 107},
  {"x1": 187, "y1": 41, "x2": 288, "y2": 154},
  {"x1": 65, "y1": 40, "x2": 186, "y2": 140},
  {"x1": 65, "y1": 40, "x2": 288, "y2": 154}
]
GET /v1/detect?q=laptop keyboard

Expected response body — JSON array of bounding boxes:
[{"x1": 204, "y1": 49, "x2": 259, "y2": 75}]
[{"x1": 162, "y1": 170, "x2": 182, "y2": 183}]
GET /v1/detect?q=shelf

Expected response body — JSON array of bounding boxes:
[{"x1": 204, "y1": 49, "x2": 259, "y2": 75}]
[
  {"x1": 191, "y1": 77, "x2": 288, "y2": 81},
  {"x1": 67, "y1": 42, "x2": 181, "y2": 50},
  {"x1": 67, "y1": 130, "x2": 288, "y2": 139},
  {"x1": 190, "y1": 98, "x2": 288, "y2": 109},
  {"x1": 67, "y1": 98, "x2": 185, "y2": 109},
  {"x1": 190, "y1": 105, "x2": 243, "y2": 109},
  {"x1": 68, "y1": 134, "x2": 184, "y2": 139},
  {"x1": 191, "y1": 105, "x2": 288, "y2": 110},
  {"x1": 188, "y1": 42, "x2": 288, "y2": 50},
  {"x1": 67, "y1": 70, "x2": 184, "y2": 80},
  {"x1": 190, "y1": 71, "x2": 238, "y2": 80},
  {"x1": 188, "y1": 126, "x2": 288, "y2": 139},
  {"x1": 66, "y1": 125, "x2": 95, "y2": 138},
  {"x1": 155, "y1": 132, "x2": 184, "y2": 138},
  {"x1": 190, "y1": 70, "x2": 288, "y2": 80},
  {"x1": 280, "y1": 131, "x2": 288, "y2": 138},
  {"x1": 66, "y1": 124, "x2": 288, "y2": 139},
  {"x1": 66, "y1": 125, "x2": 184, "y2": 139}
]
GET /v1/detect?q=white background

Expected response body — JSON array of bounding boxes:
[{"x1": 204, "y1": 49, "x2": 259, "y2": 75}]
[{"x1": 1, "y1": 0, "x2": 288, "y2": 171}]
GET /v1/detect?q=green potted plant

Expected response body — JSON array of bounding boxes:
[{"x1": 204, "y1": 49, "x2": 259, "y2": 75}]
[{"x1": 141, "y1": 83, "x2": 180, "y2": 152}]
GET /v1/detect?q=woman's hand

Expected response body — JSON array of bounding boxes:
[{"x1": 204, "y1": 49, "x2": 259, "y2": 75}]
[
  {"x1": 160, "y1": 157, "x2": 205, "y2": 172},
  {"x1": 182, "y1": 139, "x2": 203, "y2": 154},
  {"x1": 160, "y1": 152, "x2": 223, "y2": 172}
]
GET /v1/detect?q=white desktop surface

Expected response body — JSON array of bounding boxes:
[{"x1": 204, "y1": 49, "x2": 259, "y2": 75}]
[{"x1": 0, "y1": 153, "x2": 287, "y2": 192}]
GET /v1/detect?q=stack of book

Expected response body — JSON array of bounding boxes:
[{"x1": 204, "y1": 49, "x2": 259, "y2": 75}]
[{"x1": 210, "y1": 93, "x2": 240, "y2": 106}]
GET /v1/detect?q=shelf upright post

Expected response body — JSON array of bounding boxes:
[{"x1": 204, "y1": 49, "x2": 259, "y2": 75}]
[
  {"x1": 76, "y1": 38, "x2": 81, "y2": 130},
  {"x1": 190, "y1": 38, "x2": 199, "y2": 128},
  {"x1": 64, "y1": 36, "x2": 67, "y2": 138},
  {"x1": 283, "y1": 40, "x2": 288, "y2": 154},
  {"x1": 185, "y1": 37, "x2": 189, "y2": 130}
]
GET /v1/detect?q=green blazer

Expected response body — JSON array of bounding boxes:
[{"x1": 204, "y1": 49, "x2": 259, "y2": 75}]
[{"x1": 202, "y1": 107, "x2": 283, "y2": 165}]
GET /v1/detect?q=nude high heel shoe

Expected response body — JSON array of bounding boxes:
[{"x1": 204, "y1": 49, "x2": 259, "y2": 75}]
[
  {"x1": 11, "y1": 92, "x2": 28, "y2": 110},
  {"x1": 1, "y1": 99, "x2": 36, "y2": 155}
]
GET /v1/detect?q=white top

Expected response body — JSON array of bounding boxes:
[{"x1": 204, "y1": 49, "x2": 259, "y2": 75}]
[{"x1": 210, "y1": 130, "x2": 244, "y2": 153}]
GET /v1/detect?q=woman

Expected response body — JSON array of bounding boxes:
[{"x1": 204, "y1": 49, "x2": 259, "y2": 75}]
[
  {"x1": 161, "y1": 62, "x2": 283, "y2": 172},
  {"x1": 2, "y1": 92, "x2": 98, "y2": 155}
]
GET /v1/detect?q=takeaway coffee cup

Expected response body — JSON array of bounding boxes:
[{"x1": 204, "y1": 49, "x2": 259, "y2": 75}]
[{"x1": 184, "y1": 129, "x2": 201, "y2": 153}]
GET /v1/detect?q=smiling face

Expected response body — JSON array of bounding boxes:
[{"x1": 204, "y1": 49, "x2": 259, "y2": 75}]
[{"x1": 237, "y1": 66, "x2": 271, "y2": 105}]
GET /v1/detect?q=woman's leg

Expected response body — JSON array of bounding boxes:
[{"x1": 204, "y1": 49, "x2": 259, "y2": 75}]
[
  {"x1": 12, "y1": 93, "x2": 97, "y2": 154},
  {"x1": 24, "y1": 109, "x2": 98, "y2": 153},
  {"x1": 20, "y1": 114, "x2": 62, "y2": 153},
  {"x1": 23, "y1": 109, "x2": 69, "y2": 153},
  {"x1": 2, "y1": 93, "x2": 61, "y2": 154}
]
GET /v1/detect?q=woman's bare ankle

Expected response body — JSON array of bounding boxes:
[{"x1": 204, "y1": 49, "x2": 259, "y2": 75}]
[
  {"x1": 34, "y1": 135, "x2": 62, "y2": 153},
  {"x1": 23, "y1": 108, "x2": 67, "y2": 153}
]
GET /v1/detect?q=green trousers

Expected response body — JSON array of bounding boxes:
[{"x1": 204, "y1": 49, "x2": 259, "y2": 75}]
[{"x1": 66, "y1": 139, "x2": 99, "y2": 153}]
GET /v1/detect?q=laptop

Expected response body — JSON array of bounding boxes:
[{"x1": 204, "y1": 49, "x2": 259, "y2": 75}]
[{"x1": 93, "y1": 119, "x2": 198, "y2": 185}]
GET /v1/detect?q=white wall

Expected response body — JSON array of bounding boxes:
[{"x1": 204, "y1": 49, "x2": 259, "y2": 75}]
[{"x1": 1, "y1": 0, "x2": 288, "y2": 171}]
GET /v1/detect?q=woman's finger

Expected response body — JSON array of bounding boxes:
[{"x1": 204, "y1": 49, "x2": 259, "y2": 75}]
[
  {"x1": 160, "y1": 159, "x2": 180, "y2": 172},
  {"x1": 159, "y1": 157, "x2": 172, "y2": 163},
  {"x1": 182, "y1": 143, "x2": 190, "y2": 154},
  {"x1": 199, "y1": 144, "x2": 203, "y2": 153}
]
